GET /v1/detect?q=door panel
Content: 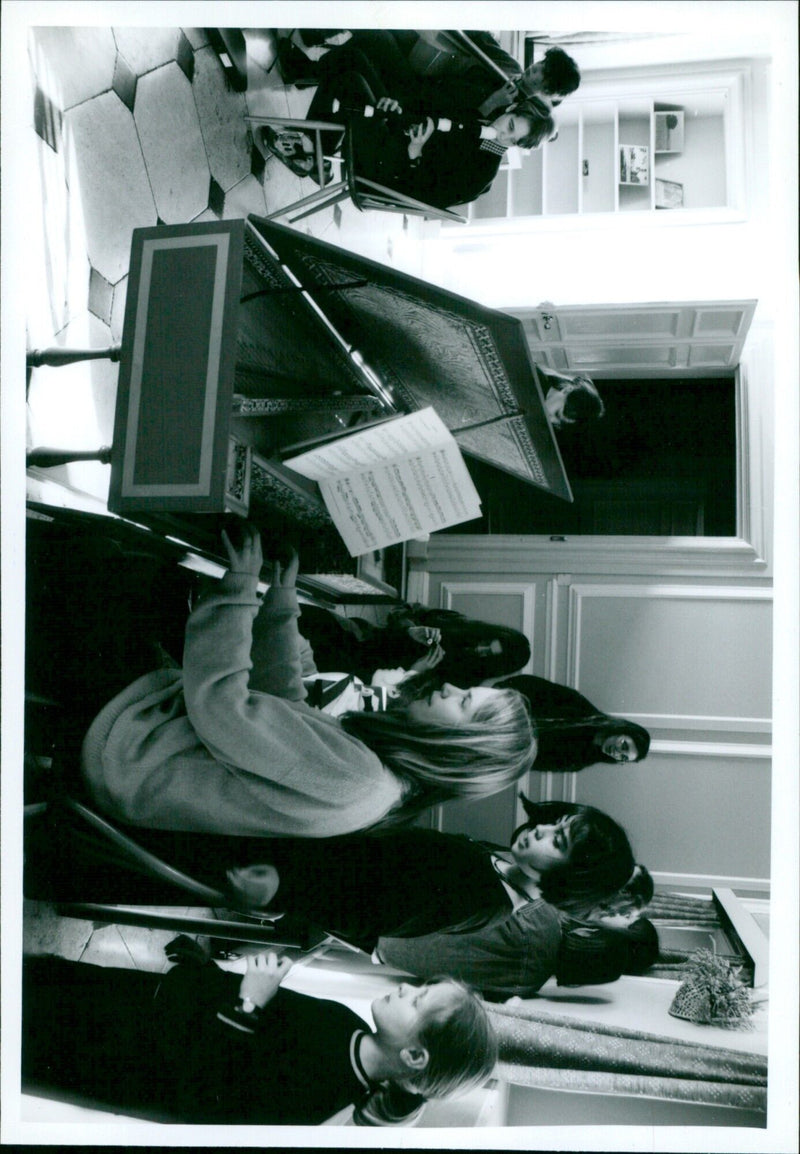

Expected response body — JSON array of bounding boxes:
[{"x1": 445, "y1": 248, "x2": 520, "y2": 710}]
[{"x1": 513, "y1": 300, "x2": 757, "y2": 378}]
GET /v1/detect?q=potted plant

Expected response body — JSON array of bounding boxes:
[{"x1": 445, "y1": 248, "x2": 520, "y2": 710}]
[{"x1": 669, "y1": 949, "x2": 756, "y2": 1028}]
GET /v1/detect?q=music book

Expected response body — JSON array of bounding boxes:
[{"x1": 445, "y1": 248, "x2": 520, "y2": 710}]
[{"x1": 283, "y1": 408, "x2": 482, "y2": 556}]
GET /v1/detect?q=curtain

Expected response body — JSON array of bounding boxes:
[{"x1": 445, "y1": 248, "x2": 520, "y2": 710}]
[{"x1": 487, "y1": 1000, "x2": 767, "y2": 1111}]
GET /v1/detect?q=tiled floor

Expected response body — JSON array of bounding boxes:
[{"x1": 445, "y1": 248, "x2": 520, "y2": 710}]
[
  {"x1": 18, "y1": 32, "x2": 498, "y2": 1127},
  {"x1": 23, "y1": 26, "x2": 419, "y2": 974},
  {"x1": 25, "y1": 25, "x2": 425, "y2": 505},
  {"x1": 23, "y1": 900, "x2": 210, "y2": 972}
]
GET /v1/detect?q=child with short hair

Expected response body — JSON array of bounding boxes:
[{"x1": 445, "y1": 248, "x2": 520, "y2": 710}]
[{"x1": 22, "y1": 949, "x2": 496, "y2": 1126}]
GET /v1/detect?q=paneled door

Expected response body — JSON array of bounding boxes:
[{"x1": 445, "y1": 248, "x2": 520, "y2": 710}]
[{"x1": 513, "y1": 300, "x2": 757, "y2": 377}]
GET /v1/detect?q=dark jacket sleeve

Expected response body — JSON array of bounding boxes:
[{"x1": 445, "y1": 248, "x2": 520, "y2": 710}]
[
  {"x1": 463, "y1": 31, "x2": 522, "y2": 79},
  {"x1": 499, "y1": 675, "x2": 602, "y2": 721},
  {"x1": 355, "y1": 114, "x2": 501, "y2": 210}
]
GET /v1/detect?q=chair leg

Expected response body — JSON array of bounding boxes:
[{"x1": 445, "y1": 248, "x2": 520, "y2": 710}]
[
  {"x1": 264, "y1": 180, "x2": 348, "y2": 223},
  {"x1": 54, "y1": 904, "x2": 311, "y2": 948},
  {"x1": 288, "y1": 186, "x2": 352, "y2": 224}
]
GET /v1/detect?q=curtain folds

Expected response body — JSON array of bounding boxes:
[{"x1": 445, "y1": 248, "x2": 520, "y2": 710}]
[{"x1": 487, "y1": 1000, "x2": 767, "y2": 1112}]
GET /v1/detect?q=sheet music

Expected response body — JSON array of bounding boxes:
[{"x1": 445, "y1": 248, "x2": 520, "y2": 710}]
[{"x1": 284, "y1": 408, "x2": 481, "y2": 555}]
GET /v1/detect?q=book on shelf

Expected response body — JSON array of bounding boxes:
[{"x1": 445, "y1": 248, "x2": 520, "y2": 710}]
[{"x1": 283, "y1": 407, "x2": 482, "y2": 556}]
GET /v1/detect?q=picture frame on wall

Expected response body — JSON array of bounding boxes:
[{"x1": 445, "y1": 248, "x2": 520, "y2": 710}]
[
  {"x1": 619, "y1": 144, "x2": 650, "y2": 185},
  {"x1": 655, "y1": 110, "x2": 686, "y2": 152},
  {"x1": 655, "y1": 177, "x2": 685, "y2": 209}
]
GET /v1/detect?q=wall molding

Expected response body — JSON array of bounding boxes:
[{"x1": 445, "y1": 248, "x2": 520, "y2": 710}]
[
  {"x1": 567, "y1": 581, "x2": 772, "y2": 685},
  {"x1": 425, "y1": 533, "x2": 770, "y2": 579},
  {"x1": 544, "y1": 578, "x2": 560, "y2": 681},
  {"x1": 624, "y1": 712, "x2": 771, "y2": 734},
  {"x1": 652, "y1": 870, "x2": 770, "y2": 896},
  {"x1": 649, "y1": 739, "x2": 771, "y2": 759}
]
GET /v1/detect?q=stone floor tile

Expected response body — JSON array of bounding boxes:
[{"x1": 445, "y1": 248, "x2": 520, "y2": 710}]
[
  {"x1": 79, "y1": 922, "x2": 138, "y2": 968},
  {"x1": 221, "y1": 173, "x2": 268, "y2": 220},
  {"x1": 114, "y1": 923, "x2": 183, "y2": 973},
  {"x1": 88, "y1": 267, "x2": 114, "y2": 325},
  {"x1": 111, "y1": 51, "x2": 137, "y2": 114},
  {"x1": 33, "y1": 84, "x2": 62, "y2": 152},
  {"x1": 112, "y1": 26, "x2": 184, "y2": 76},
  {"x1": 176, "y1": 31, "x2": 195, "y2": 83},
  {"x1": 192, "y1": 46, "x2": 250, "y2": 192},
  {"x1": 259, "y1": 153, "x2": 311, "y2": 216},
  {"x1": 208, "y1": 175, "x2": 226, "y2": 215},
  {"x1": 65, "y1": 90, "x2": 156, "y2": 283},
  {"x1": 30, "y1": 27, "x2": 117, "y2": 111},
  {"x1": 191, "y1": 206, "x2": 223, "y2": 223},
  {"x1": 134, "y1": 63, "x2": 210, "y2": 224},
  {"x1": 22, "y1": 902, "x2": 94, "y2": 959},
  {"x1": 182, "y1": 27, "x2": 210, "y2": 50},
  {"x1": 109, "y1": 275, "x2": 128, "y2": 343}
]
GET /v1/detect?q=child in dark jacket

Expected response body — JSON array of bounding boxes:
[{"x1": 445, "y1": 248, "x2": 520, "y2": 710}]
[
  {"x1": 21, "y1": 949, "x2": 496, "y2": 1126},
  {"x1": 260, "y1": 45, "x2": 553, "y2": 209}
]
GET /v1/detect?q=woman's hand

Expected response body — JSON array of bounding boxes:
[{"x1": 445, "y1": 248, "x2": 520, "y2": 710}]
[
  {"x1": 269, "y1": 546, "x2": 299, "y2": 589},
  {"x1": 222, "y1": 522, "x2": 263, "y2": 577},
  {"x1": 407, "y1": 117, "x2": 435, "y2": 160},
  {"x1": 238, "y1": 951, "x2": 293, "y2": 1009},
  {"x1": 409, "y1": 643, "x2": 445, "y2": 673}
]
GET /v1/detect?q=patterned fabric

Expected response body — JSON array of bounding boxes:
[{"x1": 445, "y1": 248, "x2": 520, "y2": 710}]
[
  {"x1": 479, "y1": 136, "x2": 508, "y2": 156},
  {"x1": 487, "y1": 1000, "x2": 766, "y2": 1111},
  {"x1": 648, "y1": 892, "x2": 722, "y2": 924}
]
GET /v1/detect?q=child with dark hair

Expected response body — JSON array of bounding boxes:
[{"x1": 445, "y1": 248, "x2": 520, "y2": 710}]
[
  {"x1": 539, "y1": 368, "x2": 605, "y2": 430},
  {"x1": 297, "y1": 600, "x2": 530, "y2": 691},
  {"x1": 554, "y1": 863, "x2": 658, "y2": 987},
  {"x1": 260, "y1": 43, "x2": 554, "y2": 209},
  {"x1": 21, "y1": 950, "x2": 496, "y2": 1125},
  {"x1": 506, "y1": 797, "x2": 636, "y2": 917},
  {"x1": 495, "y1": 674, "x2": 651, "y2": 772}
]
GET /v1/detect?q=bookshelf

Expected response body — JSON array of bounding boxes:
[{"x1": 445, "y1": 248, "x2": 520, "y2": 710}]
[{"x1": 467, "y1": 76, "x2": 743, "y2": 221}]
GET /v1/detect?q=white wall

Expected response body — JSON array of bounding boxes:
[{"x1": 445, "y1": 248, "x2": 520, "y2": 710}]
[
  {"x1": 418, "y1": 56, "x2": 775, "y2": 316},
  {"x1": 424, "y1": 559, "x2": 773, "y2": 890}
]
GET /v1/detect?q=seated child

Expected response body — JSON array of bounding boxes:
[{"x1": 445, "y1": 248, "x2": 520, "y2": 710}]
[
  {"x1": 22, "y1": 948, "x2": 496, "y2": 1126},
  {"x1": 26, "y1": 800, "x2": 635, "y2": 961},
  {"x1": 298, "y1": 600, "x2": 530, "y2": 690},
  {"x1": 260, "y1": 53, "x2": 553, "y2": 208},
  {"x1": 538, "y1": 367, "x2": 605, "y2": 431}
]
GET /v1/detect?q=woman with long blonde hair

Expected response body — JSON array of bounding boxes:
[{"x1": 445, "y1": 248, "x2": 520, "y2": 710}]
[{"x1": 81, "y1": 522, "x2": 536, "y2": 838}]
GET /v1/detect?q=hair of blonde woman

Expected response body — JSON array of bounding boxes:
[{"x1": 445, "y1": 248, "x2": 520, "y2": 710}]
[{"x1": 341, "y1": 688, "x2": 536, "y2": 828}]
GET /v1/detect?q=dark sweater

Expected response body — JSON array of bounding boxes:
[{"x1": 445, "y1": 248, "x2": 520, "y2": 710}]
[
  {"x1": 25, "y1": 814, "x2": 517, "y2": 953},
  {"x1": 21, "y1": 956, "x2": 421, "y2": 1125}
]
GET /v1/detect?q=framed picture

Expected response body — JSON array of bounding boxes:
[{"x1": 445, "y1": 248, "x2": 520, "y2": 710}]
[
  {"x1": 655, "y1": 110, "x2": 685, "y2": 152},
  {"x1": 655, "y1": 178, "x2": 685, "y2": 209},
  {"x1": 619, "y1": 144, "x2": 650, "y2": 185}
]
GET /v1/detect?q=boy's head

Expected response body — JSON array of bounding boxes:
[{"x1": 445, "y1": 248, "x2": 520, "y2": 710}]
[
  {"x1": 545, "y1": 375, "x2": 605, "y2": 429},
  {"x1": 371, "y1": 978, "x2": 497, "y2": 1098},
  {"x1": 522, "y1": 47, "x2": 581, "y2": 106},
  {"x1": 494, "y1": 96, "x2": 555, "y2": 149},
  {"x1": 586, "y1": 863, "x2": 654, "y2": 928}
]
